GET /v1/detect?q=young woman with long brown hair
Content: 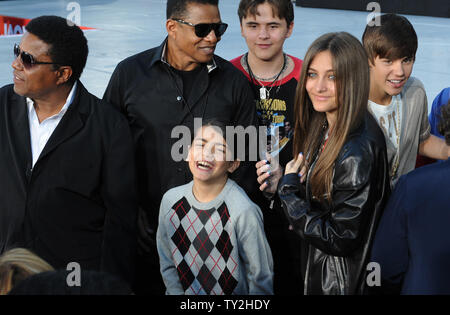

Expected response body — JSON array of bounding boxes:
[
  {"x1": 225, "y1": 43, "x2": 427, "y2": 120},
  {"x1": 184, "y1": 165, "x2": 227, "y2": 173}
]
[{"x1": 277, "y1": 32, "x2": 390, "y2": 295}]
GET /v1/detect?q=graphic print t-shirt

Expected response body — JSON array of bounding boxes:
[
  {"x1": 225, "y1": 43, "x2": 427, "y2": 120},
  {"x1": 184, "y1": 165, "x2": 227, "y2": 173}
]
[
  {"x1": 368, "y1": 94, "x2": 403, "y2": 169},
  {"x1": 230, "y1": 54, "x2": 302, "y2": 166}
]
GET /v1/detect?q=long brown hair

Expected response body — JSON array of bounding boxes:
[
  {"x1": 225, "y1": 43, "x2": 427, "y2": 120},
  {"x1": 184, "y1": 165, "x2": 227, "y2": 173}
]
[{"x1": 293, "y1": 32, "x2": 370, "y2": 202}]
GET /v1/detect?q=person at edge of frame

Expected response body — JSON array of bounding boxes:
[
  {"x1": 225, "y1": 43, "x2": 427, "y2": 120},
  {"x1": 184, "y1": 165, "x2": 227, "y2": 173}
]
[
  {"x1": 0, "y1": 15, "x2": 138, "y2": 288},
  {"x1": 371, "y1": 97, "x2": 450, "y2": 295}
]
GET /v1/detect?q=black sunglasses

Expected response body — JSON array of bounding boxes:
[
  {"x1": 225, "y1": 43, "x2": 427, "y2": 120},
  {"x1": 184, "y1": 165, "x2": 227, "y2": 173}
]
[
  {"x1": 172, "y1": 19, "x2": 228, "y2": 38},
  {"x1": 14, "y1": 43, "x2": 60, "y2": 69}
]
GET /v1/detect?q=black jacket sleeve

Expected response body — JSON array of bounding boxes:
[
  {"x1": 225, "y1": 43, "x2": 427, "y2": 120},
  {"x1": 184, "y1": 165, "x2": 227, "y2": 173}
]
[
  {"x1": 229, "y1": 72, "x2": 259, "y2": 201},
  {"x1": 100, "y1": 116, "x2": 138, "y2": 286},
  {"x1": 103, "y1": 62, "x2": 127, "y2": 114},
  {"x1": 278, "y1": 143, "x2": 377, "y2": 257}
]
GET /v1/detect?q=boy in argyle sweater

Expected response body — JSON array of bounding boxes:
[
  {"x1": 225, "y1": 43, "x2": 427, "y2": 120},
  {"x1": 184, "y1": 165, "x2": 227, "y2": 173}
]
[{"x1": 156, "y1": 120, "x2": 273, "y2": 295}]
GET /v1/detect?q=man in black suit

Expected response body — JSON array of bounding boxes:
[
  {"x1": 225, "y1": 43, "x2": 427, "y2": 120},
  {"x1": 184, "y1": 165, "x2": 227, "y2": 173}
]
[{"x1": 0, "y1": 15, "x2": 138, "y2": 287}]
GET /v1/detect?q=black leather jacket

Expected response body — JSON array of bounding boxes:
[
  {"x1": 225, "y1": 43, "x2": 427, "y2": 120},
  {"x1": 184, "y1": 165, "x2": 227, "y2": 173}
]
[{"x1": 278, "y1": 112, "x2": 390, "y2": 295}]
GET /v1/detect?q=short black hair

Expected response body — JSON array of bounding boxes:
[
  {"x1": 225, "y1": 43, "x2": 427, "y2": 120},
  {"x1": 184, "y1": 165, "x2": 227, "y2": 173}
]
[
  {"x1": 191, "y1": 118, "x2": 244, "y2": 160},
  {"x1": 238, "y1": 0, "x2": 294, "y2": 26},
  {"x1": 438, "y1": 99, "x2": 450, "y2": 146},
  {"x1": 25, "y1": 15, "x2": 88, "y2": 84},
  {"x1": 191, "y1": 118, "x2": 234, "y2": 156},
  {"x1": 167, "y1": 0, "x2": 219, "y2": 19},
  {"x1": 362, "y1": 13, "x2": 417, "y2": 63},
  {"x1": 8, "y1": 270, "x2": 133, "y2": 295}
]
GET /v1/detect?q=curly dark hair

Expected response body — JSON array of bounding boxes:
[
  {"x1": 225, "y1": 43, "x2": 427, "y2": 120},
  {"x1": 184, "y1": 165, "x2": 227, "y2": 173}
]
[
  {"x1": 25, "y1": 15, "x2": 88, "y2": 84},
  {"x1": 438, "y1": 99, "x2": 450, "y2": 145}
]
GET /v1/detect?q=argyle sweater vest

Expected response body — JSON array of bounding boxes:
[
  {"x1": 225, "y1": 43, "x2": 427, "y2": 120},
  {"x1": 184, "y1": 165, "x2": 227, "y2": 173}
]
[{"x1": 157, "y1": 179, "x2": 274, "y2": 295}]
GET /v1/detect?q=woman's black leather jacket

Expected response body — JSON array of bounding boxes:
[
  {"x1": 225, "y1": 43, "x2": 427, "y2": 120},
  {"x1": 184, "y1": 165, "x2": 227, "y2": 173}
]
[{"x1": 278, "y1": 112, "x2": 390, "y2": 295}]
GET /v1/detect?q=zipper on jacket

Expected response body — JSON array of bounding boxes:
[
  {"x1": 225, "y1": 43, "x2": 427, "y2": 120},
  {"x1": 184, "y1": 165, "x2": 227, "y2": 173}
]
[
  {"x1": 303, "y1": 152, "x2": 316, "y2": 295},
  {"x1": 333, "y1": 256, "x2": 346, "y2": 295},
  {"x1": 304, "y1": 244, "x2": 311, "y2": 295}
]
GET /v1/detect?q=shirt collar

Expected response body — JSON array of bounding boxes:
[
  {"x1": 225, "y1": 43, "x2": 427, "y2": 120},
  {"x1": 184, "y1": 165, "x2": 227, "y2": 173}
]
[
  {"x1": 152, "y1": 37, "x2": 218, "y2": 73},
  {"x1": 27, "y1": 81, "x2": 78, "y2": 116}
]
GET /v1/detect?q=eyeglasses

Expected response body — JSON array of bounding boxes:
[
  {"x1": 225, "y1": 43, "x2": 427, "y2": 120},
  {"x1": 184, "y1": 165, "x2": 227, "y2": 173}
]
[
  {"x1": 14, "y1": 43, "x2": 60, "y2": 69},
  {"x1": 172, "y1": 19, "x2": 228, "y2": 38}
]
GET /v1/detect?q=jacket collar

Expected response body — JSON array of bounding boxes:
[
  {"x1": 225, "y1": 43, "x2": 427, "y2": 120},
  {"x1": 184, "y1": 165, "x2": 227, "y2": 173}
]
[
  {"x1": 27, "y1": 81, "x2": 89, "y2": 172},
  {"x1": 35, "y1": 81, "x2": 88, "y2": 165},
  {"x1": 26, "y1": 81, "x2": 78, "y2": 118},
  {"x1": 149, "y1": 37, "x2": 218, "y2": 73},
  {"x1": 6, "y1": 80, "x2": 88, "y2": 184}
]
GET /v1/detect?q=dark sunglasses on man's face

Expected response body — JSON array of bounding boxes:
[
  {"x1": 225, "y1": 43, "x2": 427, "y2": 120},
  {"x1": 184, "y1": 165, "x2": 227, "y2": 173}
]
[
  {"x1": 172, "y1": 19, "x2": 228, "y2": 38},
  {"x1": 14, "y1": 43, "x2": 60, "y2": 69}
]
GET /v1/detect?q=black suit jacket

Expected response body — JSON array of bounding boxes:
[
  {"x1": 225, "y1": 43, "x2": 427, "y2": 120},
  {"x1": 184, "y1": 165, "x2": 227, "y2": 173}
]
[{"x1": 0, "y1": 82, "x2": 138, "y2": 286}]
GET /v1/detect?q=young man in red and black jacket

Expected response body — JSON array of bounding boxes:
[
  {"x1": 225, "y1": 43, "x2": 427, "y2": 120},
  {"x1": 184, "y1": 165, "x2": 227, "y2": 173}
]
[{"x1": 231, "y1": 0, "x2": 303, "y2": 295}]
